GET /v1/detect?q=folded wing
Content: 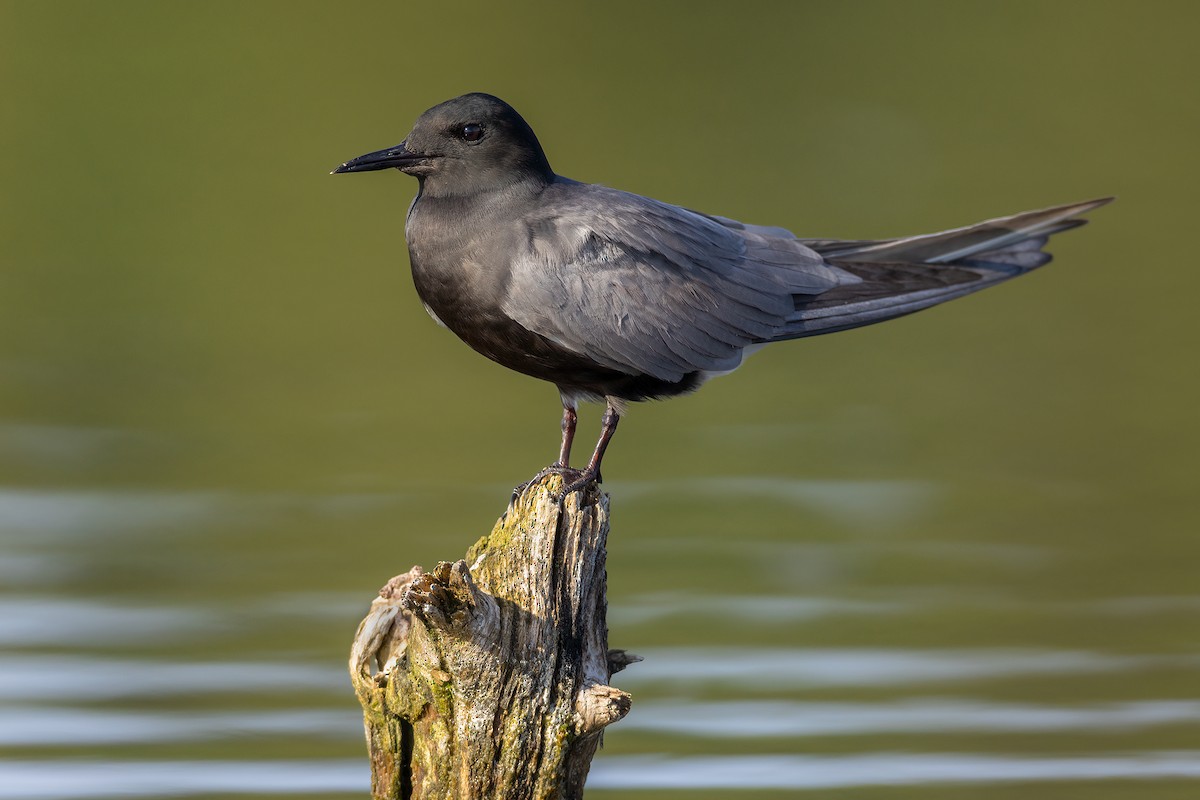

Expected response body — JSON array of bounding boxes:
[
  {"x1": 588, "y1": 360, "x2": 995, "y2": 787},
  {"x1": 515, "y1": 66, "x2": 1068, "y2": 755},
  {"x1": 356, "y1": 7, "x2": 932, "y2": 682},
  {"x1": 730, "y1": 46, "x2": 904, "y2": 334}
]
[
  {"x1": 503, "y1": 183, "x2": 848, "y2": 382},
  {"x1": 502, "y1": 186, "x2": 1112, "y2": 380}
]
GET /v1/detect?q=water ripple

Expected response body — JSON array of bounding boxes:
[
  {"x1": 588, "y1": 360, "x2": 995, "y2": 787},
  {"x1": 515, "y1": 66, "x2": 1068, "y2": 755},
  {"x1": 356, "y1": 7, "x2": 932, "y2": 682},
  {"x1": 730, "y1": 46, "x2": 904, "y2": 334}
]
[
  {"x1": 0, "y1": 656, "x2": 345, "y2": 701},
  {"x1": 624, "y1": 698, "x2": 1200, "y2": 737},
  {"x1": 3, "y1": 752, "x2": 1200, "y2": 797},
  {"x1": 0, "y1": 707, "x2": 360, "y2": 746},
  {"x1": 0, "y1": 760, "x2": 365, "y2": 799},
  {"x1": 612, "y1": 592, "x2": 900, "y2": 625},
  {"x1": 588, "y1": 752, "x2": 1200, "y2": 789},
  {"x1": 619, "y1": 647, "x2": 1195, "y2": 688},
  {"x1": 0, "y1": 599, "x2": 221, "y2": 646},
  {"x1": 612, "y1": 476, "x2": 936, "y2": 528}
]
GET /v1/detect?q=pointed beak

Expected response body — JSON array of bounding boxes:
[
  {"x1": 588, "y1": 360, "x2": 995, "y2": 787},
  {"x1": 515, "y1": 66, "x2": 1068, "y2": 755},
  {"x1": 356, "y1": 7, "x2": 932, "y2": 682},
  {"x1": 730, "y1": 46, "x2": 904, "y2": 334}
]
[{"x1": 331, "y1": 141, "x2": 429, "y2": 174}]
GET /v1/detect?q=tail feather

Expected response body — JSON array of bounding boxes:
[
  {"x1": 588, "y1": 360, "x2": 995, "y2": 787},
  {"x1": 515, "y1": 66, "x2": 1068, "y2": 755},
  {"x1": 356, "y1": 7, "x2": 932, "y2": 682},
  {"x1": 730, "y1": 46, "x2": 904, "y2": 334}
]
[
  {"x1": 776, "y1": 198, "x2": 1112, "y2": 340},
  {"x1": 805, "y1": 198, "x2": 1112, "y2": 263}
]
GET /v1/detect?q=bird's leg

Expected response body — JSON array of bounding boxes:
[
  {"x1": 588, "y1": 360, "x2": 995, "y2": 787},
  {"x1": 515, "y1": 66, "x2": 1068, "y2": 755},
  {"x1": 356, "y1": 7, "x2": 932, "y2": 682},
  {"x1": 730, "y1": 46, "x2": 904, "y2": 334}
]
[
  {"x1": 514, "y1": 401, "x2": 581, "y2": 499},
  {"x1": 555, "y1": 404, "x2": 578, "y2": 468},
  {"x1": 559, "y1": 403, "x2": 620, "y2": 501},
  {"x1": 585, "y1": 404, "x2": 620, "y2": 483}
]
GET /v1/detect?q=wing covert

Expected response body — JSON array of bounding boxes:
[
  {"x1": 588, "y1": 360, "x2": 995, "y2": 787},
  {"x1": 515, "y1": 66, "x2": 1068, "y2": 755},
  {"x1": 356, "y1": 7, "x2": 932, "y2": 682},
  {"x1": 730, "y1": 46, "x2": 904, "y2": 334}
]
[{"x1": 501, "y1": 184, "x2": 846, "y2": 382}]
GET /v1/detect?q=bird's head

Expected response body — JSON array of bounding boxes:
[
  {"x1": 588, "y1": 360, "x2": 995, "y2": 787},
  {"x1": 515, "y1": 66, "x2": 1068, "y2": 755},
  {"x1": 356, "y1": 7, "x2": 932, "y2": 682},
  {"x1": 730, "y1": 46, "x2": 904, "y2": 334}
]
[{"x1": 332, "y1": 93, "x2": 553, "y2": 196}]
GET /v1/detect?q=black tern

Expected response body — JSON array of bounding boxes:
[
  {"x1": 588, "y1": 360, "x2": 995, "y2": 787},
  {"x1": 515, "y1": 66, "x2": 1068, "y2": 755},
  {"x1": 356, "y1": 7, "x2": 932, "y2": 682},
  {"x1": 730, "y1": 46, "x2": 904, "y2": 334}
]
[{"x1": 334, "y1": 93, "x2": 1110, "y2": 496}]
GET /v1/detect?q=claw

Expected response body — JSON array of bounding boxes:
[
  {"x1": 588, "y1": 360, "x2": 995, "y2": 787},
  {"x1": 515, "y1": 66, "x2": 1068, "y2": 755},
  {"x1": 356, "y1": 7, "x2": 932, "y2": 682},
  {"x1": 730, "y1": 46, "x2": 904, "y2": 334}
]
[
  {"x1": 556, "y1": 468, "x2": 600, "y2": 506},
  {"x1": 515, "y1": 464, "x2": 584, "y2": 500},
  {"x1": 521, "y1": 399, "x2": 620, "y2": 506}
]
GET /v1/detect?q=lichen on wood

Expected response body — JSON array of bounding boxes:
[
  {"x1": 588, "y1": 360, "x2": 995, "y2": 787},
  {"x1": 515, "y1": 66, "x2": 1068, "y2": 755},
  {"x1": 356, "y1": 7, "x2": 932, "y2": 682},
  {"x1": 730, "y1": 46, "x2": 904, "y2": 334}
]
[{"x1": 349, "y1": 474, "x2": 637, "y2": 800}]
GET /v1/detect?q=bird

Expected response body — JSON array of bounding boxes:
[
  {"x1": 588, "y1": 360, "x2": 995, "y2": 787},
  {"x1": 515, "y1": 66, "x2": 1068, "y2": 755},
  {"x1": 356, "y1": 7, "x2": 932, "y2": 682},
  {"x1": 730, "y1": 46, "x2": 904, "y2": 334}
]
[{"x1": 333, "y1": 92, "x2": 1110, "y2": 498}]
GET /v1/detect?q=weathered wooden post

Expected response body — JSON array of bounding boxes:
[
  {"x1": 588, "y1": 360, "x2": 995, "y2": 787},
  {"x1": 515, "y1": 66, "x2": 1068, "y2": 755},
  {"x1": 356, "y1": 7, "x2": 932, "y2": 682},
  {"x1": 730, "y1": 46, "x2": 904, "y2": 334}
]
[{"x1": 349, "y1": 474, "x2": 638, "y2": 799}]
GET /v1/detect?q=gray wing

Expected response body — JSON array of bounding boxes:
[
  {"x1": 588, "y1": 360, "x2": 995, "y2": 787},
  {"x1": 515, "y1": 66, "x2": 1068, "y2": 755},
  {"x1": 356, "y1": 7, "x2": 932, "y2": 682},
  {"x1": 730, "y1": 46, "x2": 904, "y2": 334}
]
[{"x1": 501, "y1": 183, "x2": 849, "y2": 383}]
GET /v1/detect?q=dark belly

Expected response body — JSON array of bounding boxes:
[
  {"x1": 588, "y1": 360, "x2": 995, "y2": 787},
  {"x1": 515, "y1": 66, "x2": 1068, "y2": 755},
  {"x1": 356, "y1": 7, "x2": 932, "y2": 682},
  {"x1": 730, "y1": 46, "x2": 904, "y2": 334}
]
[{"x1": 412, "y1": 264, "x2": 699, "y2": 402}]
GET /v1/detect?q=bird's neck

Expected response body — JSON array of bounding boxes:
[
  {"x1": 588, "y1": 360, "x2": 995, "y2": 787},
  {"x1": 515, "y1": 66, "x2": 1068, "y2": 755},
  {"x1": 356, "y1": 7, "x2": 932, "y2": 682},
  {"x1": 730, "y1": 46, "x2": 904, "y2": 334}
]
[{"x1": 415, "y1": 170, "x2": 553, "y2": 202}]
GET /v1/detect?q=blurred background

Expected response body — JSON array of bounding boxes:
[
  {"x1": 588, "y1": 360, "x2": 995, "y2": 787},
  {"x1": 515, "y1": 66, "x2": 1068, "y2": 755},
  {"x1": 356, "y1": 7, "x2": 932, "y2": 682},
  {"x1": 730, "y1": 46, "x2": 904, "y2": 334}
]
[{"x1": 2, "y1": 1, "x2": 1198, "y2": 798}]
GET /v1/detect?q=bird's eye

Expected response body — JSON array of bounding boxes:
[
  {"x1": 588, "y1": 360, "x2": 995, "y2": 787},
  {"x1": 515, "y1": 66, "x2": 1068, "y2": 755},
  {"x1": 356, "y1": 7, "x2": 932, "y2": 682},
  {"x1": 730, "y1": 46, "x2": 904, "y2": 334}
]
[{"x1": 460, "y1": 123, "x2": 484, "y2": 143}]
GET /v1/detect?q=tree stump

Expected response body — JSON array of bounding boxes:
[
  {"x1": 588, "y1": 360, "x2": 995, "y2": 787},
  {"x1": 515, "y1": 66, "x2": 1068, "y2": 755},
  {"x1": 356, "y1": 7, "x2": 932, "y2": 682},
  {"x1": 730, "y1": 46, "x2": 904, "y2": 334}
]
[{"x1": 348, "y1": 474, "x2": 638, "y2": 800}]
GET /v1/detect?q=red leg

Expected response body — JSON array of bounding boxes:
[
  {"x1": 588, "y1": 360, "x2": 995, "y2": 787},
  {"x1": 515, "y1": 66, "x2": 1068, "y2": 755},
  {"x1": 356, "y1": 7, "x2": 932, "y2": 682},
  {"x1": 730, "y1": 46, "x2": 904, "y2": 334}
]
[{"x1": 556, "y1": 404, "x2": 578, "y2": 468}]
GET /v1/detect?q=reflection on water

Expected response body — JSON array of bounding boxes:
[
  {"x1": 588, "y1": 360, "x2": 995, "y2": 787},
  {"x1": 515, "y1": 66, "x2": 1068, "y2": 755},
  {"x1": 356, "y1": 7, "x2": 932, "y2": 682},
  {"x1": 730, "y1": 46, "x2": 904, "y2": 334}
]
[
  {"x1": 615, "y1": 477, "x2": 937, "y2": 529},
  {"x1": 619, "y1": 648, "x2": 1195, "y2": 687},
  {"x1": 1, "y1": 708, "x2": 359, "y2": 746},
  {"x1": 611, "y1": 591, "x2": 901, "y2": 625},
  {"x1": 0, "y1": 598, "x2": 220, "y2": 645},
  {"x1": 0, "y1": 654, "x2": 343, "y2": 701},
  {"x1": 0, "y1": 488, "x2": 229, "y2": 538},
  {"x1": 0, "y1": 488, "x2": 418, "y2": 539},
  {"x1": 0, "y1": 760, "x2": 366, "y2": 800},
  {"x1": 622, "y1": 699, "x2": 1200, "y2": 737},
  {"x1": 6, "y1": 753, "x2": 1200, "y2": 798},
  {"x1": 589, "y1": 753, "x2": 1200, "y2": 790}
]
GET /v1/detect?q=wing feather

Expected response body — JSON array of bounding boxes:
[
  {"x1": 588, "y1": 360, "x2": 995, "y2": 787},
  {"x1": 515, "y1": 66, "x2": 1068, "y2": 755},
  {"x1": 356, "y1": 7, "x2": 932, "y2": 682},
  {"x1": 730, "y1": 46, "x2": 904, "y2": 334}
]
[{"x1": 502, "y1": 183, "x2": 843, "y2": 382}]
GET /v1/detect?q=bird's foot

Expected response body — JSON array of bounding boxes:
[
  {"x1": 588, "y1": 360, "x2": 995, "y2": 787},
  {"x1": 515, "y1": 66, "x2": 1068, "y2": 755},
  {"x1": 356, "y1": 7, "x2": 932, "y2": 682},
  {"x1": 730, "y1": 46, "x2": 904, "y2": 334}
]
[
  {"x1": 556, "y1": 467, "x2": 601, "y2": 507},
  {"x1": 511, "y1": 463, "x2": 601, "y2": 507},
  {"x1": 512, "y1": 463, "x2": 580, "y2": 502}
]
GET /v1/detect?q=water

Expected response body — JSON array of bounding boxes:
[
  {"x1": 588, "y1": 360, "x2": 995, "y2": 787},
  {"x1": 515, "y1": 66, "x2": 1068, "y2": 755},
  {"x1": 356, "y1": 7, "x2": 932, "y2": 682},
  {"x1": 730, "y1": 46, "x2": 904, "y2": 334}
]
[{"x1": 3, "y1": 1, "x2": 1199, "y2": 798}]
